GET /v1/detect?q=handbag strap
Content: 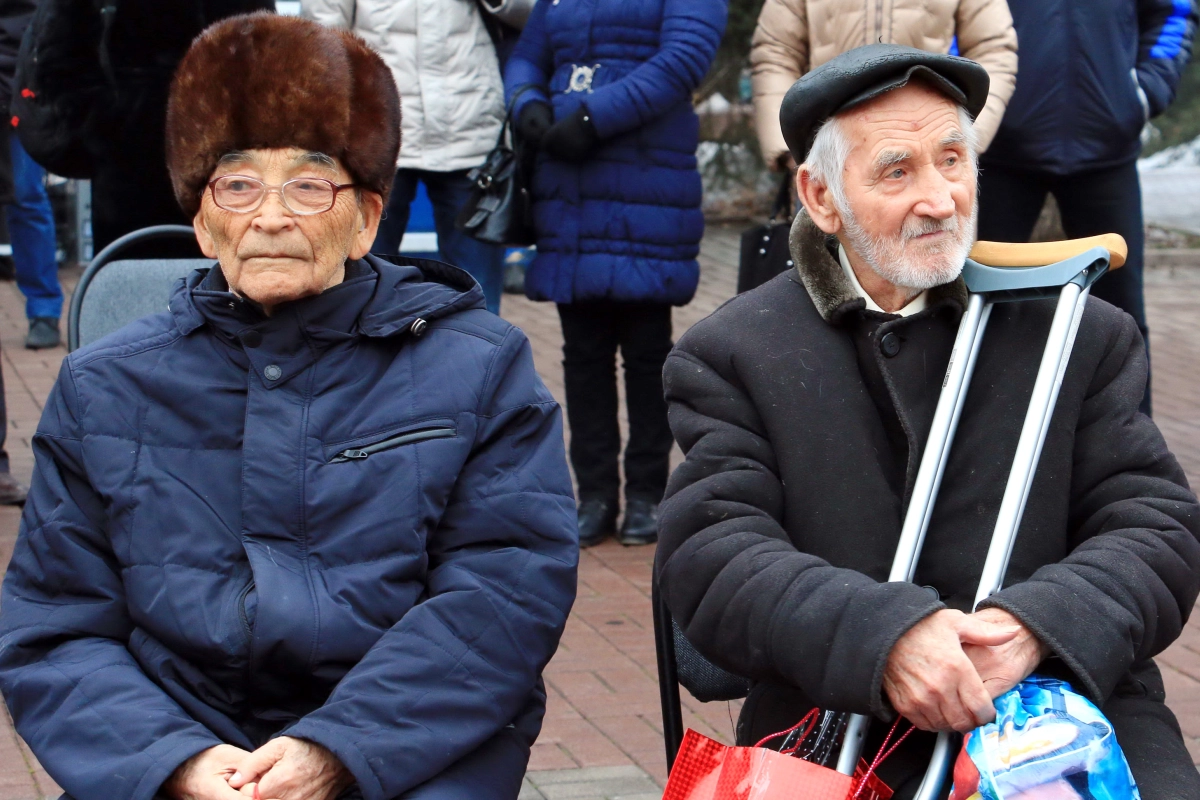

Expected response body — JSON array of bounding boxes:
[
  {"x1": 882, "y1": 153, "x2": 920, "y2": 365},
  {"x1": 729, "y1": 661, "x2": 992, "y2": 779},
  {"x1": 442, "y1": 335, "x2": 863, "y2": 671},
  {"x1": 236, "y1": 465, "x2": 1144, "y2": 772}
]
[
  {"x1": 769, "y1": 170, "x2": 792, "y2": 222},
  {"x1": 499, "y1": 83, "x2": 539, "y2": 145}
]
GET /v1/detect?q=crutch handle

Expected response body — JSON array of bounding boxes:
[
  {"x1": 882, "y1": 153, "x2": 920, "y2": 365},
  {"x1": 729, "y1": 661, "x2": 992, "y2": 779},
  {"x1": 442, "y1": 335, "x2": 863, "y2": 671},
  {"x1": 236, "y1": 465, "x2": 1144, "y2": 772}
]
[{"x1": 970, "y1": 235, "x2": 1127, "y2": 270}]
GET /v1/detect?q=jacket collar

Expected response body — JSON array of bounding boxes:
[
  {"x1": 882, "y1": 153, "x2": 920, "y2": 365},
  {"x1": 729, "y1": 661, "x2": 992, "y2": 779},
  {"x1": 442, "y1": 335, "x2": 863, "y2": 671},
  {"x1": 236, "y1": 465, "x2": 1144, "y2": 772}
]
[
  {"x1": 170, "y1": 253, "x2": 486, "y2": 342},
  {"x1": 787, "y1": 210, "x2": 968, "y2": 325}
]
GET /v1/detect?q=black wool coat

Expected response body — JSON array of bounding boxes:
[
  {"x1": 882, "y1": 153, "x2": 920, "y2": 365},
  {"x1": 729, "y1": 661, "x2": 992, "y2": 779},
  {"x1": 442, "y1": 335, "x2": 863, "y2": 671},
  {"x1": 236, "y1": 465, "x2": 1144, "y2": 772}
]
[{"x1": 657, "y1": 213, "x2": 1200, "y2": 797}]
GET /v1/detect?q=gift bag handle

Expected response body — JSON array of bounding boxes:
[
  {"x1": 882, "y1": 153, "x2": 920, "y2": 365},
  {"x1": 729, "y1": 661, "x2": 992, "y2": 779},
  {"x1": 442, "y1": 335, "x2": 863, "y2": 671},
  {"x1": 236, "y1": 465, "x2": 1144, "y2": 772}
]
[{"x1": 756, "y1": 712, "x2": 915, "y2": 798}]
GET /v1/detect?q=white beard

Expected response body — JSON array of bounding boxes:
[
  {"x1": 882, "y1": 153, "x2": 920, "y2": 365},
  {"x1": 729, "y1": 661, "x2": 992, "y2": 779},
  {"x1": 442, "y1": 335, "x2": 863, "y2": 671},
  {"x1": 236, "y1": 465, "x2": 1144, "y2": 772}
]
[{"x1": 841, "y1": 201, "x2": 978, "y2": 292}]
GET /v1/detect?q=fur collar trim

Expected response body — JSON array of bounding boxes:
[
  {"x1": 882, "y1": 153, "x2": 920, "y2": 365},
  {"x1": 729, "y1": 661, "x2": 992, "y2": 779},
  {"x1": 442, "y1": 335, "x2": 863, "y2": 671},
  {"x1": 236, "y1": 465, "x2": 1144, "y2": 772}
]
[{"x1": 787, "y1": 210, "x2": 969, "y2": 324}]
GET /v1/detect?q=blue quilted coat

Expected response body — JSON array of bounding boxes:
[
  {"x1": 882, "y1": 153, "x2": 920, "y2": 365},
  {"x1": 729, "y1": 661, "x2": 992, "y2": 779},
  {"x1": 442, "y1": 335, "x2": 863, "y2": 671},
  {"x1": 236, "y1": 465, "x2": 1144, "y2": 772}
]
[
  {"x1": 0, "y1": 256, "x2": 578, "y2": 800},
  {"x1": 504, "y1": 0, "x2": 727, "y2": 306}
]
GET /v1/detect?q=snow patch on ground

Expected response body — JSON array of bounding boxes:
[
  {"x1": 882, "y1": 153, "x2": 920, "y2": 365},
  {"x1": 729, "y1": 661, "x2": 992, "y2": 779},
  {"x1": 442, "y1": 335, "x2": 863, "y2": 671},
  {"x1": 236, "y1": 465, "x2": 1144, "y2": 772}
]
[{"x1": 1139, "y1": 136, "x2": 1200, "y2": 235}]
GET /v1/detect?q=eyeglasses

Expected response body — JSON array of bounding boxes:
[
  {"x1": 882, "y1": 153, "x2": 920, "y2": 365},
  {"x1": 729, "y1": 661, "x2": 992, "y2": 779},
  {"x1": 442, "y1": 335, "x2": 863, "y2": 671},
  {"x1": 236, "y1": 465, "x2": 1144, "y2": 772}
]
[{"x1": 206, "y1": 175, "x2": 360, "y2": 215}]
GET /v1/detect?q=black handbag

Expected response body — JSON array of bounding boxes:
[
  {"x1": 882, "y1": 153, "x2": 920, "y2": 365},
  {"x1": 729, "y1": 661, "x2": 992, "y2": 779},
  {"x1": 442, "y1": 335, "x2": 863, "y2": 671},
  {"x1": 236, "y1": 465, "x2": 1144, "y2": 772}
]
[
  {"x1": 737, "y1": 173, "x2": 795, "y2": 294},
  {"x1": 455, "y1": 87, "x2": 537, "y2": 247}
]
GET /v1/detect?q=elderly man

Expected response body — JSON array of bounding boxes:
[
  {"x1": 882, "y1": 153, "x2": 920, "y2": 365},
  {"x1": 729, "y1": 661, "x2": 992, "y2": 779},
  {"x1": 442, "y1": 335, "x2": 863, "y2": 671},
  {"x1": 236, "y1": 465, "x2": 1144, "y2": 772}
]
[
  {"x1": 657, "y1": 45, "x2": 1200, "y2": 798},
  {"x1": 0, "y1": 14, "x2": 577, "y2": 800}
]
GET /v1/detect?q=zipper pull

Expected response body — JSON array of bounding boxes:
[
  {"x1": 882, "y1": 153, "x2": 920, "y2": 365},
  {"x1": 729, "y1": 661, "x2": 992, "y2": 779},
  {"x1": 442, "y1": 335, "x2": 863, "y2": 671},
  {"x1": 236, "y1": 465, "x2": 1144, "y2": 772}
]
[{"x1": 334, "y1": 449, "x2": 370, "y2": 462}]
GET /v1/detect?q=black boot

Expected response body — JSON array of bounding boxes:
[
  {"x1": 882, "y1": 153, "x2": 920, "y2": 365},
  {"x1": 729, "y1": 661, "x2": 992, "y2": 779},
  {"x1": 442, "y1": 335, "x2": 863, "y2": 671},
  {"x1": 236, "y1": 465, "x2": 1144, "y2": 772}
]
[
  {"x1": 577, "y1": 497, "x2": 618, "y2": 548},
  {"x1": 0, "y1": 472, "x2": 28, "y2": 505},
  {"x1": 618, "y1": 498, "x2": 658, "y2": 546},
  {"x1": 26, "y1": 317, "x2": 61, "y2": 350}
]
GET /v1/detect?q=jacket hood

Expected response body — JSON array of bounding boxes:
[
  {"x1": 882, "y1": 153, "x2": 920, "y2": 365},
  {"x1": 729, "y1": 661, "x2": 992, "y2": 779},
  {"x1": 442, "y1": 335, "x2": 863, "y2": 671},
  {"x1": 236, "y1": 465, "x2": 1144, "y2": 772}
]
[
  {"x1": 170, "y1": 253, "x2": 486, "y2": 341},
  {"x1": 787, "y1": 210, "x2": 968, "y2": 324}
]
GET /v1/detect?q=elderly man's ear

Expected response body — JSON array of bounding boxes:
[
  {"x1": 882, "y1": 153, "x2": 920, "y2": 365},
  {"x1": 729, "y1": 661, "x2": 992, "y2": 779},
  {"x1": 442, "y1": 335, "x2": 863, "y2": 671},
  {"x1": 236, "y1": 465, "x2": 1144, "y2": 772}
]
[
  {"x1": 193, "y1": 213, "x2": 217, "y2": 260},
  {"x1": 349, "y1": 191, "x2": 385, "y2": 260},
  {"x1": 795, "y1": 166, "x2": 843, "y2": 236}
]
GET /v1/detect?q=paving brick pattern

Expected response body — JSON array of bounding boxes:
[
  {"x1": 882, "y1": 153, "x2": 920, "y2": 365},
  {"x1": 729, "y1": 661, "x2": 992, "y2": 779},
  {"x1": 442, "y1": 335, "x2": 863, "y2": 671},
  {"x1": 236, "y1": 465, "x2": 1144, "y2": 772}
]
[{"x1": 0, "y1": 231, "x2": 1198, "y2": 798}]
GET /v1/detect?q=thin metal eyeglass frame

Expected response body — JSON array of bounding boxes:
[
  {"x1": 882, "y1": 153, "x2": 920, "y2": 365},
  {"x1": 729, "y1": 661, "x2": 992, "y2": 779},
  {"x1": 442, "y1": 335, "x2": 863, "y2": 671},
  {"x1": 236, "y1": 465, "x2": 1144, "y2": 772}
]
[{"x1": 206, "y1": 175, "x2": 361, "y2": 215}]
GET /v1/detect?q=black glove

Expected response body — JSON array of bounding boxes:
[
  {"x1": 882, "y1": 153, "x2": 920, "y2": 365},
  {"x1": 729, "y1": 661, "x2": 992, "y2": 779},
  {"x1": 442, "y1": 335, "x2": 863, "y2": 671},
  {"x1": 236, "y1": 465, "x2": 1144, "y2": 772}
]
[
  {"x1": 515, "y1": 101, "x2": 554, "y2": 147},
  {"x1": 541, "y1": 105, "x2": 600, "y2": 163}
]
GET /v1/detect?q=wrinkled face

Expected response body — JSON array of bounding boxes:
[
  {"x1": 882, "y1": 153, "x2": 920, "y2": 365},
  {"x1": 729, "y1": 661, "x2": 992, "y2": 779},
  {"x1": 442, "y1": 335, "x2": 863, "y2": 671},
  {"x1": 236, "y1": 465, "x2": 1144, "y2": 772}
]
[
  {"x1": 811, "y1": 84, "x2": 978, "y2": 292},
  {"x1": 193, "y1": 147, "x2": 383, "y2": 313}
]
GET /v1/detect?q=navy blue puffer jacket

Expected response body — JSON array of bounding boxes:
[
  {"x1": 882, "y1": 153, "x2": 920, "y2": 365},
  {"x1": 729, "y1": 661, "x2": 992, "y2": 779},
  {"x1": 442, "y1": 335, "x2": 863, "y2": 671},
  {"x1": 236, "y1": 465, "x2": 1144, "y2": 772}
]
[
  {"x1": 0, "y1": 256, "x2": 578, "y2": 800},
  {"x1": 984, "y1": 0, "x2": 1198, "y2": 174},
  {"x1": 504, "y1": 0, "x2": 727, "y2": 306}
]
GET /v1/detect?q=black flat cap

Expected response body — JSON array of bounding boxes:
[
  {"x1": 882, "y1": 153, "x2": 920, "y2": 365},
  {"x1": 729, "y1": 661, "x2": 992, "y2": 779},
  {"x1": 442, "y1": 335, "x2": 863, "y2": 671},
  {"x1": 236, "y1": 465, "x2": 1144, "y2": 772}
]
[{"x1": 780, "y1": 44, "x2": 990, "y2": 162}]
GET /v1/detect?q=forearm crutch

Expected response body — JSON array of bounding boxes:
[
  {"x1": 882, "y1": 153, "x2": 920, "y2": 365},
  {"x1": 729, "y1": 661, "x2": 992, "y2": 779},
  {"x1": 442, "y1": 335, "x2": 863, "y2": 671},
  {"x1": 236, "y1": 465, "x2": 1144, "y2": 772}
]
[{"x1": 833, "y1": 235, "x2": 1127, "y2": 798}]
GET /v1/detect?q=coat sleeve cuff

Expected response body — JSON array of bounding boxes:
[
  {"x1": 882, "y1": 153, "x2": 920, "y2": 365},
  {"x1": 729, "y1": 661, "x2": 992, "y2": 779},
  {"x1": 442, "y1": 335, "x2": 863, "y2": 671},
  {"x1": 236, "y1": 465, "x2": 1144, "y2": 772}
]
[
  {"x1": 977, "y1": 584, "x2": 1113, "y2": 705},
  {"x1": 133, "y1": 731, "x2": 224, "y2": 800},
  {"x1": 864, "y1": 587, "x2": 945, "y2": 719},
  {"x1": 284, "y1": 719, "x2": 383, "y2": 800},
  {"x1": 773, "y1": 580, "x2": 943, "y2": 719}
]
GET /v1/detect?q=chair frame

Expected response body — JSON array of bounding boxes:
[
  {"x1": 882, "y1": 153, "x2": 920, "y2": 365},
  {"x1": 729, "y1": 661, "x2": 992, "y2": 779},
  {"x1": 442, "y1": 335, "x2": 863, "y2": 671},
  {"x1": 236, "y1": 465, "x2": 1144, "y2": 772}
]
[
  {"x1": 652, "y1": 579, "x2": 686, "y2": 774},
  {"x1": 67, "y1": 225, "x2": 200, "y2": 351}
]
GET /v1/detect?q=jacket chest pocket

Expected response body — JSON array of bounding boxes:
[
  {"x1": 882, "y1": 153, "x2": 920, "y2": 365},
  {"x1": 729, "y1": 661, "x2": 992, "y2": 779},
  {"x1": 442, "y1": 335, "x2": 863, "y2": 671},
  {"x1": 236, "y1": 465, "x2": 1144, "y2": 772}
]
[{"x1": 325, "y1": 420, "x2": 457, "y2": 464}]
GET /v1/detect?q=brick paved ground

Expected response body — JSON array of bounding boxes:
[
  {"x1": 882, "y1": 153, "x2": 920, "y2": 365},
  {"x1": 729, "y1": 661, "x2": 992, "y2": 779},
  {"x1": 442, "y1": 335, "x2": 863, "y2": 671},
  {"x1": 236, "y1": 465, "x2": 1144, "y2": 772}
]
[{"x1": 0, "y1": 230, "x2": 1199, "y2": 798}]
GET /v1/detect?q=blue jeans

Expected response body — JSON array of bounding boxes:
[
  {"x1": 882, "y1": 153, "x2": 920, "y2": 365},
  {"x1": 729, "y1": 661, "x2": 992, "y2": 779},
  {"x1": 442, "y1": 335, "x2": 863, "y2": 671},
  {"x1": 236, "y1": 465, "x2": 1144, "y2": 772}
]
[
  {"x1": 6, "y1": 137, "x2": 61, "y2": 321},
  {"x1": 373, "y1": 168, "x2": 505, "y2": 314}
]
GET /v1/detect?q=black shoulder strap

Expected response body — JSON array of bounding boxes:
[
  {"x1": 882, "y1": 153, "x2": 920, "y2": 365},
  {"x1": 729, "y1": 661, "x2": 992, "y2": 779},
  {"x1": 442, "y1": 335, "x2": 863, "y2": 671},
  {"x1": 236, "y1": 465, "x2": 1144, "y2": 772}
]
[
  {"x1": 475, "y1": 0, "x2": 518, "y2": 68},
  {"x1": 94, "y1": 0, "x2": 118, "y2": 88}
]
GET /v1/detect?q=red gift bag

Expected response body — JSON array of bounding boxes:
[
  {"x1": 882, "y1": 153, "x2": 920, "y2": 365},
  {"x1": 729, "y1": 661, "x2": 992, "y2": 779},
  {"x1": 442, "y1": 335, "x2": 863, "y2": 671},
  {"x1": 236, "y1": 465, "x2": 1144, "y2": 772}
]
[{"x1": 663, "y1": 710, "x2": 910, "y2": 800}]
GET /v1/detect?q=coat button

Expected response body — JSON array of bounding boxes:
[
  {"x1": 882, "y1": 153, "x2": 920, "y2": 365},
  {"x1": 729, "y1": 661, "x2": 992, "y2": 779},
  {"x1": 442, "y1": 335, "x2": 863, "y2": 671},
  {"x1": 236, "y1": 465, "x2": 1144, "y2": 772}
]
[
  {"x1": 264, "y1": 364, "x2": 282, "y2": 381},
  {"x1": 410, "y1": 318, "x2": 428, "y2": 337},
  {"x1": 921, "y1": 585, "x2": 941, "y2": 601},
  {"x1": 879, "y1": 331, "x2": 901, "y2": 358},
  {"x1": 240, "y1": 330, "x2": 262, "y2": 348}
]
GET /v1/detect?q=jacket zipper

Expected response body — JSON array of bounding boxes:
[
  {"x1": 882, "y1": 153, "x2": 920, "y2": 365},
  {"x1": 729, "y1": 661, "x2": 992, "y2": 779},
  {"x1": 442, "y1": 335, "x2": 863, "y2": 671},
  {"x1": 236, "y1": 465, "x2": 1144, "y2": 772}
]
[{"x1": 329, "y1": 426, "x2": 455, "y2": 463}]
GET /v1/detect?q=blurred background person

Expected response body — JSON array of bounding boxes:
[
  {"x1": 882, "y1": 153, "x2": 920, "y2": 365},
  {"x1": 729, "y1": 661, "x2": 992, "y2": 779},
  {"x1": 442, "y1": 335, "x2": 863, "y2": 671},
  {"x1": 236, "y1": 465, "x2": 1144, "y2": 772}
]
[
  {"x1": 0, "y1": 0, "x2": 59, "y2": 349},
  {"x1": 303, "y1": 0, "x2": 510, "y2": 315},
  {"x1": 16, "y1": 0, "x2": 274, "y2": 255},
  {"x1": 92, "y1": 0, "x2": 275, "y2": 251},
  {"x1": 749, "y1": 0, "x2": 1018, "y2": 170},
  {"x1": 977, "y1": 0, "x2": 1198, "y2": 415},
  {"x1": 0, "y1": 0, "x2": 34, "y2": 502},
  {"x1": 505, "y1": 0, "x2": 728, "y2": 548},
  {"x1": 5, "y1": 136, "x2": 60, "y2": 350}
]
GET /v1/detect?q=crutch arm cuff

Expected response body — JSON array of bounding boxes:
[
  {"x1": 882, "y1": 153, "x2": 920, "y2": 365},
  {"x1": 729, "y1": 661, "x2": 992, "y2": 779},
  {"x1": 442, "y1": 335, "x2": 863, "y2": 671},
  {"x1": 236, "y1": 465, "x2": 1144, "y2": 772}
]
[{"x1": 969, "y1": 235, "x2": 1127, "y2": 270}]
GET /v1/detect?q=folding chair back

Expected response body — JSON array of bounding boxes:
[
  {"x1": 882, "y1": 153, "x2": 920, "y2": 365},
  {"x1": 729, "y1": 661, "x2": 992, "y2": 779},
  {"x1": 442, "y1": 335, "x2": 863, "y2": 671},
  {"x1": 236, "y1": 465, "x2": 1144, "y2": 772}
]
[
  {"x1": 653, "y1": 579, "x2": 751, "y2": 773},
  {"x1": 68, "y1": 226, "x2": 208, "y2": 351}
]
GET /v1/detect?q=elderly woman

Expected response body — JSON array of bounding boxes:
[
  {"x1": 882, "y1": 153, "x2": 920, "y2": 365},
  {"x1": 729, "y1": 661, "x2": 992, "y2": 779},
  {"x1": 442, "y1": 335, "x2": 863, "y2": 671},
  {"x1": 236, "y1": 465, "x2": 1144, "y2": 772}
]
[{"x1": 0, "y1": 14, "x2": 577, "y2": 800}]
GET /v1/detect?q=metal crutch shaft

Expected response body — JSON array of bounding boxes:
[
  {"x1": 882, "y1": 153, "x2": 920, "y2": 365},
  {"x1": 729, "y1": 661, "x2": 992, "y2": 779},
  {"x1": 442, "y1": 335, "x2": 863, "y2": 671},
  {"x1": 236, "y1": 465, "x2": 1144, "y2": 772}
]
[
  {"x1": 835, "y1": 294, "x2": 993, "y2": 776},
  {"x1": 974, "y1": 282, "x2": 1091, "y2": 607},
  {"x1": 831, "y1": 243, "x2": 1115, "y2": 791},
  {"x1": 911, "y1": 283, "x2": 1093, "y2": 800}
]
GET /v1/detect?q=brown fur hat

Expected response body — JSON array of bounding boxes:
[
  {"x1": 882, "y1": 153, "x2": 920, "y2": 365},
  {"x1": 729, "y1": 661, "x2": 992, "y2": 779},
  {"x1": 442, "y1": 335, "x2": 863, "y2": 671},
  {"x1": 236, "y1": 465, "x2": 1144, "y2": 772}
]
[{"x1": 166, "y1": 13, "x2": 401, "y2": 217}]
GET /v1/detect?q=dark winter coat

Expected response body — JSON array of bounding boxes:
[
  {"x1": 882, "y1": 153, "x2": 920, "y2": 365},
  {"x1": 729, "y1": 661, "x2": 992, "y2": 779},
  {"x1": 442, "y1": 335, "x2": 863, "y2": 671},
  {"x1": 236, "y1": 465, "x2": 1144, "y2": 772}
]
[
  {"x1": 0, "y1": 255, "x2": 579, "y2": 800},
  {"x1": 657, "y1": 213, "x2": 1200, "y2": 795},
  {"x1": 0, "y1": 0, "x2": 34, "y2": 99},
  {"x1": 983, "y1": 0, "x2": 1198, "y2": 174},
  {"x1": 503, "y1": 0, "x2": 727, "y2": 306},
  {"x1": 22, "y1": 0, "x2": 273, "y2": 161}
]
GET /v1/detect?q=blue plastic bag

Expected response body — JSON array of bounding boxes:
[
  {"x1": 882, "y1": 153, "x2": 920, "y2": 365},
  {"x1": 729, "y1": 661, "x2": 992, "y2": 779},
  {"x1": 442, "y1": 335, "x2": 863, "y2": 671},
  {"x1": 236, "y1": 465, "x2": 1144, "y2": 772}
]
[{"x1": 949, "y1": 675, "x2": 1140, "y2": 800}]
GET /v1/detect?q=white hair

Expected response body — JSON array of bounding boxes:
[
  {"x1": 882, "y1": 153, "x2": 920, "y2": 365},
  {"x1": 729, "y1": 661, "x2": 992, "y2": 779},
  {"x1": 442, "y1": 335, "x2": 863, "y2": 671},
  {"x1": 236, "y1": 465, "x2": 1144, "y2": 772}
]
[{"x1": 804, "y1": 105, "x2": 979, "y2": 209}]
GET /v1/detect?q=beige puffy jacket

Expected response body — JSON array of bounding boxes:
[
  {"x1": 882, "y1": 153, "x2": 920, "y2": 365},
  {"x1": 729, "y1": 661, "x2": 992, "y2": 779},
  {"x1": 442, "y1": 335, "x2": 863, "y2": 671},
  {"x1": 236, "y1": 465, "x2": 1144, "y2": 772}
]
[
  {"x1": 303, "y1": 0, "x2": 504, "y2": 172},
  {"x1": 750, "y1": 0, "x2": 1018, "y2": 165}
]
